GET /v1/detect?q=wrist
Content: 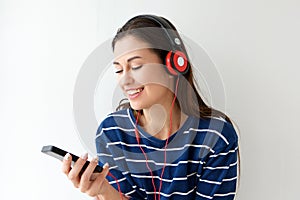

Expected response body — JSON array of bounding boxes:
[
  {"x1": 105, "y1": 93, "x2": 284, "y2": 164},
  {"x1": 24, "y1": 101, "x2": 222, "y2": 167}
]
[{"x1": 98, "y1": 180, "x2": 127, "y2": 200}]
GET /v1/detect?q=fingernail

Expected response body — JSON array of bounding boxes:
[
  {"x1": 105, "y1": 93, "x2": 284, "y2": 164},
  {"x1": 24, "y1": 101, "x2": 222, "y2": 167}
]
[
  {"x1": 103, "y1": 163, "x2": 109, "y2": 168},
  {"x1": 92, "y1": 156, "x2": 98, "y2": 163},
  {"x1": 64, "y1": 153, "x2": 70, "y2": 160},
  {"x1": 81, "y1": 152, "x2": 88, "y2": 160}
]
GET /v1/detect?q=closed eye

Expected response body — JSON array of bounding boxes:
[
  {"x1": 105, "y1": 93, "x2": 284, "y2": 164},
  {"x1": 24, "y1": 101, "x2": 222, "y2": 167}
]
[
  {"x1": 132, "y1": 65, "x2": 143, "y2": 70},
  {"x1": 114, "y1": 65, "x2": 142, "y2": 74},
  {"x1": 114, "y1": 69, "x2": 123, "y2": 74}
]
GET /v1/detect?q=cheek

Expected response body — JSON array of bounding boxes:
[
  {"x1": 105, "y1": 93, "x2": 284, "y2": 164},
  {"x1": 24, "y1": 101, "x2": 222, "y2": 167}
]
[
  {"x1": 115, "y1": 75, "x2": 123, "y2": 87},
  {"x1": 135, "y1": 64, "x2": 170, "y2": 88},
  {"x1": 144, "y1": 84, "x2": 172, "y2": 102}
]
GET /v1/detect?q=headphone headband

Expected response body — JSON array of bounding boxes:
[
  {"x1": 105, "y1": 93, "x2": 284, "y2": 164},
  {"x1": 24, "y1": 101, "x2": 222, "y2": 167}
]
[
  {"x1": 126, "y1": 14, "x2": 189, "y2": 75},
  {"x1": 129, "y1": 14, "x2": 183, "y2": 52}
]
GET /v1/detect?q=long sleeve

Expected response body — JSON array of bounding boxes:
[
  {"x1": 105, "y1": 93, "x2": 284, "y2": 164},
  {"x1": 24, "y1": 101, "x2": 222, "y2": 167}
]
[
  {"x1": 95, "y1": 123, "x2": 144, "y2": 199},
  {"x1": 196, "y1": 139, "x2": 239, "y2": 200}
]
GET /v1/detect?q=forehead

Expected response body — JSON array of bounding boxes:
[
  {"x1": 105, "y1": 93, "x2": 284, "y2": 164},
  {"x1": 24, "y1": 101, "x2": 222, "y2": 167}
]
[{"x1": 113, "y1": 36, "x2": 152, "y2": 59}]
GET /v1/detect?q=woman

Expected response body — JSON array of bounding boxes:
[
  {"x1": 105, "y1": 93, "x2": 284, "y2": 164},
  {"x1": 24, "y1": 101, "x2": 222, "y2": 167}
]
[{"x1": 62, "y1": 14, "x2": 239, "y2": 200}]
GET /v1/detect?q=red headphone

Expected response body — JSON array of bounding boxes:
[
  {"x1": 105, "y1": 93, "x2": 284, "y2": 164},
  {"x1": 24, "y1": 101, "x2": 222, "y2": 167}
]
[{"x1": 130, "y1": 14, "x2": 189, "y2": 76}]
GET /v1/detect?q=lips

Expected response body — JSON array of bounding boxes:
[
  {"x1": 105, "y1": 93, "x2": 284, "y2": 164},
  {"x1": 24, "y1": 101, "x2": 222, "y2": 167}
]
[
  {"x1": 126, "y1": 87, "x2": 144, "y2": 99},
  {"x1": 127, "y1": 88, "x2": 143, "y2": 95}
]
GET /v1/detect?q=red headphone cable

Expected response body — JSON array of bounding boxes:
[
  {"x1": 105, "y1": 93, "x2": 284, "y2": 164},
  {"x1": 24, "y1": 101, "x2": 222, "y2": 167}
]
[
  {"x1": 108, "y1": 172, "x2": 124, "y2": 200},
  {"x1": 135, "y1": 111, "x2": 158, "y2": 200},
  {"x1": 157, "y1": 76, "x2": 180, "y2": 200},
  {"x1": 134, "y1": 76, "x2": 180, "y2": 200}
]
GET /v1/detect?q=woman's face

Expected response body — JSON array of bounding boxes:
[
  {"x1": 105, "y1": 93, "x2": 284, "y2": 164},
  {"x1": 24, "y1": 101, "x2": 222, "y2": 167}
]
[{"x1": 113, "y1": 36, "x2": 174, "y2": 110}]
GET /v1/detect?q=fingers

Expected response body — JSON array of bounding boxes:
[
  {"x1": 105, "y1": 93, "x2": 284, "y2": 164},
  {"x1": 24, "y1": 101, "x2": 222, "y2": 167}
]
[
  {"x1": 79, "y1": 156, "x2": 99, "y2": 192},
  {"x1": 62, "y1": 153, "x2": 72, "y2": 175},
  {"x1": 62, "y1": 152, "x2": 110, "y2": 197},
  {"x1": 86, "y1": 163, "x2": 110, "y2": 197},
  {"x1": 65, "y1": 153, "x2": 88, "y2": 188}
]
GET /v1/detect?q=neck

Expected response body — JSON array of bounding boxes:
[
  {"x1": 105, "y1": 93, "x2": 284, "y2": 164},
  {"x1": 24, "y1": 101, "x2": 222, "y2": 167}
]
[{"x1": 138, "y1": 103, "x2": 187, "y2": 140}]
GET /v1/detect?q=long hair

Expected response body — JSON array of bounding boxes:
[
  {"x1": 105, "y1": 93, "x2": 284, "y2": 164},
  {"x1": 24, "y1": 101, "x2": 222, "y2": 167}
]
[
  {"x1": 111, "y1": 14, "x2": 241, "y2": 183},
  {"x1": 112, "y1": 15, "x2": 231, "y2": 122}
]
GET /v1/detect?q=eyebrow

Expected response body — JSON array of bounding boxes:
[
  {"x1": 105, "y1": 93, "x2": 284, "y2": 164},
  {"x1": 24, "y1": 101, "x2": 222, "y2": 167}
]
[{"x1": 113, "y1": 56, "x2": 142, "y2": 65}]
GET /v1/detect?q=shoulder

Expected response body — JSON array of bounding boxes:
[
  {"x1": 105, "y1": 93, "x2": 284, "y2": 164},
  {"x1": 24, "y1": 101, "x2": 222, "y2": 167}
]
[
  {"x1": 194, "y1": 116, "x2": 239, "y2": 150},
  {"x1": 98, "y1": 109, "x2": 131, "y2": 128},
  {"x1": 96, "y1": 108, "x2": 135, "y2": 138}
]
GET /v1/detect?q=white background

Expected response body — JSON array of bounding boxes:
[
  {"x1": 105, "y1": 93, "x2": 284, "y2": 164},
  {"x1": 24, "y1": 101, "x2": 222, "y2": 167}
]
[{"x1": 1, "y1": 0, "x2": 299, "y2": 199}]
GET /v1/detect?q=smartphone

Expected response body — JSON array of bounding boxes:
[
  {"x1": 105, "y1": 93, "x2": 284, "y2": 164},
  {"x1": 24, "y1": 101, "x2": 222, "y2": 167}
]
[{"x1": 41, "y1": 145, "x2": 103, "y2": 174}]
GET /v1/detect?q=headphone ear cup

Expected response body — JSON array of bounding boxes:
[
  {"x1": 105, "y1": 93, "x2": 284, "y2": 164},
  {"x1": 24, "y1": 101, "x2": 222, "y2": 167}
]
[
  {"x1": 165, "y1": 51, "x2": 178, "y2": 76},
  {"x1": 165, "y1": 51, "x2": 189, "y2": 75}
]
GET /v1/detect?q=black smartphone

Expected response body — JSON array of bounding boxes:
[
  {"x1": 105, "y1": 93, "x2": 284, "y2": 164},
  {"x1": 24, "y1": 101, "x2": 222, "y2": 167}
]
[{"x1": 41, "y1": 145, "x2": 103, "y2": 174}]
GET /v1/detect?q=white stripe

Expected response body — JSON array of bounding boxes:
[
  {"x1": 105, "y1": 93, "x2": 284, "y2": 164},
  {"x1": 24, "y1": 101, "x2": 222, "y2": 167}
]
[
  {"x1": 159, "y1": 186, "x2": 196, "y2": 197},
  {"x1": 125, "y1": 189, "x2": 136, "y2": 196},
  {"x1": 96, "y1": 126, "x2": 135, "y2": 138},
  {"x1": 107, "y1": 114, "x2": 128, "y2": 118},
  {"x1": 196, "y1": 191, "x2": 213, "y2": 199},
  {"x1": 108, "y1": 165, "x2": 118, "y2": 170},
  {"x1": 209, "y1": 146, "x2": 238, "y2": 158},
  {"x1": 108, "y1": 177, "x2": 126, "y2": 184},
  {"x1": 125, "y1": 159, "x2": 204, "y2": 167},
  {"x1": 141, "y1": 186, "x2": 196, "y2": 197},
  {"x1": 185, "y1": 128, "x2": 229, "y2": 145},
  {"x1": 127, "y1": 108, "x2": 136, "y2": 128},
  {"x1": 114, "y1": 156, "x2": 126, "y2": 161},
  {"x1": 106, "y1": 141, "x2": 214, "y2": 153},
  {"x1": 131, "y1": 172, "x2": 197, "y2": 182},
  {"x1": 97, "y1": 153, "x2": 112, "y2": 157},
  {"x1": 223, "y1": 176, "x2": 237, "y2": 182},
  {"x1": 101, "y1": 127, "x2": 134, "y2": 132},
  {"x1": 203, "y1": 160, "x2": 238, "y2": 170},
  {"x1": 199, "y1": 178, "x2": 221, "y2": 185},
  {"x1": 214, "y1": 192, "x2": 236, "y2": 197},
  {"x1": 122, "y1": 171, "x2": 129, "y2": 175}
]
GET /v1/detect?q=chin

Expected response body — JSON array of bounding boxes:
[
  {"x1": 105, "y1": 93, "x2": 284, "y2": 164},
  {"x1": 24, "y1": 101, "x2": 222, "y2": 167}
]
[
  {"x1": 129, "y1": 102, "x2": 143, "y2": 111},
  {"x1": 129, "y1": 101, "x2": 151, "y2": 111}
]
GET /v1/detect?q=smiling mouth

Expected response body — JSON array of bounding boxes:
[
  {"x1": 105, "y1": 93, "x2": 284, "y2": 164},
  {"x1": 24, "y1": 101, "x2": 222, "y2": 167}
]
[{"x1": 127, "y1": 88, "x2": 144, "y2": 95}]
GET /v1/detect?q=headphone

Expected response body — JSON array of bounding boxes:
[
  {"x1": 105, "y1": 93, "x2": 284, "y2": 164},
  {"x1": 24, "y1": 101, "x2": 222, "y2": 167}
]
[{"x1": 128, "y1": 14, "x2": 189, "y2": 76}]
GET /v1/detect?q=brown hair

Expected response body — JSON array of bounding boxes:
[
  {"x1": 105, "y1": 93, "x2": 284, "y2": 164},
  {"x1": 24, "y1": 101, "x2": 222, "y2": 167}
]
[
  {"x1": 112, "y1": 15, "x2": 231, "y2": 122},
  {"x1": 112, "y1": 15, "x2": 240, "y2": 181}
]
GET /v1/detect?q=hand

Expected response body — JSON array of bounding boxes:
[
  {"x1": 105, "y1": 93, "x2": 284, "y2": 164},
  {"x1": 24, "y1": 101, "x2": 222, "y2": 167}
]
[{"x1": 62, "y1": 153, "x2": 110, "y2": 197}]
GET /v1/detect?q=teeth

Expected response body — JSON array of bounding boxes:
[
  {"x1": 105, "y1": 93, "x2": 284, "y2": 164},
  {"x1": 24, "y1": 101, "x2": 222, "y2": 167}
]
[{"x1": 127, "y1": 88, "x2": 142, "y2": 95}]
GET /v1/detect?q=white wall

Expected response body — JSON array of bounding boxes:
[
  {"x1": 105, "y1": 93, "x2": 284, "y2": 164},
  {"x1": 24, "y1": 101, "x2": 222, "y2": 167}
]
[{"x1": 1, "y1": 0, "x2": 299, "y2": 199}]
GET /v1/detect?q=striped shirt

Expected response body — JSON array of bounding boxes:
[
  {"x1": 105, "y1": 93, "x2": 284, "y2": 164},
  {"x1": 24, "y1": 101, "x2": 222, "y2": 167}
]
[{"x1": 95, "y1": 108, "x2": 239, "y2": 200}]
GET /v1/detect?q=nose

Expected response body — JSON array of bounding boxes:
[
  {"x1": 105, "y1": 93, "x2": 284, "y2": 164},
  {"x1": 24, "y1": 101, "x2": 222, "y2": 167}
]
[{"x1": 118, "y1": 70, "x2": 134, "y2": 87}]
